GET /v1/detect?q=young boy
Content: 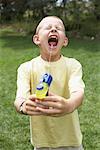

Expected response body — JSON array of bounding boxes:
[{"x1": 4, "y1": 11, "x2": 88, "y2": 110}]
[{"x1": 14, "y1": 16, "x2": 85, "y2": 150}]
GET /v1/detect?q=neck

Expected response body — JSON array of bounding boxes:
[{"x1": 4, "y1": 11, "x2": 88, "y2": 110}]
[{"x1": 41, "y1": 53, "x2": 61, "y2": 62}]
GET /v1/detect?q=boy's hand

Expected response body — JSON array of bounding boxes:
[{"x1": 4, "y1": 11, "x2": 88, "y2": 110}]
[
  {"x1": 34, "y1": 92, "x2": 72, "y2": 117},
  {"x1": 22, "y1": 90, "x2": 83, "y2": 116},
  {"x1": 22, "y1": 94, "x2": 48, "y2": 116}
]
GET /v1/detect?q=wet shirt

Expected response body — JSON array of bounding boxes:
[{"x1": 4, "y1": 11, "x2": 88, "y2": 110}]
[{"x1": 16, "y1": 55, "x2": 85, "y2": 147}]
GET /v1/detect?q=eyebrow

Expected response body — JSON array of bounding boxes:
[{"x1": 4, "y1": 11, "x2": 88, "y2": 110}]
[
  {"x1": 36, "y1": 18, "x2": 65, "y2": 34},
  {"x1": 36, "y1": 23, "x2": 65, "y2": 34}
]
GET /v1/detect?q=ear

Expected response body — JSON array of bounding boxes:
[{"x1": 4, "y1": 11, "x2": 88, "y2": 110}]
[
  {"x1": 32, "y1": 34, "x2": 40, "y2": 45},
  {"x1": 63, "y1": 37, "x2": 68, "y2": 47}
]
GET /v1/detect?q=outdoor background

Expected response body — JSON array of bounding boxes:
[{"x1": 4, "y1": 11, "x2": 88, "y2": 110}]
[{"x1": 0, "y1": 0, "x2": 100, "y2": 150}]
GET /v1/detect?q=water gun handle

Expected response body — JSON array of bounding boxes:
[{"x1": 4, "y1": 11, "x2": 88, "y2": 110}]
[{"x1": 36, "y1": 73, "x2": 53, "y2": 99}]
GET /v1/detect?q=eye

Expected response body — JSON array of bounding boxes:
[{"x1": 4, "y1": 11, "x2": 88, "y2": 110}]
[
  {"x1": 56, "y1": 26, "x2": 63, "y2": 31},
  {"x1": 44, "y1": 25, "x2": 52, "y2": 30}
]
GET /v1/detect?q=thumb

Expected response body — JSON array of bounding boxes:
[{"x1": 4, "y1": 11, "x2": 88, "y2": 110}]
[{"x1": 48, "y1": 91, "x2": 55, "y2": 96}]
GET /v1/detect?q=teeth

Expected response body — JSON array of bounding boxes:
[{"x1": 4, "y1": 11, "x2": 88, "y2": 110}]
[
  {"x1": 48, "y1": 35, "x2": 58, "y2": 40},
  {"x1": 48, "y1": 36, "x2": 58, "y2": 43},
  {"x1": 48, "y1": 35, "x2": 58, "y2": 48}
]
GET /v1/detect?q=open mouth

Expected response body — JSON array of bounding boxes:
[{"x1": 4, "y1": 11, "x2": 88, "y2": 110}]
[{"x1": 48, "y1": 36, "x2": 58, "y2": 48}]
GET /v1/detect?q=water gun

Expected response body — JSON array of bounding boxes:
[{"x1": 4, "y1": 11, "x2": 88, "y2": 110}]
[{"x1": 36, "y1": 73, "x2": 53, "y2": 99}]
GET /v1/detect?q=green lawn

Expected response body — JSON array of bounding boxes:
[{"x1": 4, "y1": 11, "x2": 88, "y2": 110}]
[{"x1": 0, "y1": 28, "x2": 100, "y2": 150}]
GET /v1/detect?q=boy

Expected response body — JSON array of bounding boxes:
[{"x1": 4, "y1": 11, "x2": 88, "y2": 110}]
[{"x1": 14, "y1": 16, "x2": 85, "y2": 150}]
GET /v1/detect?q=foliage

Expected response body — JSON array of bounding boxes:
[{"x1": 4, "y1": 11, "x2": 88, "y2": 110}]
[
  {"x1": 0, "y1": 28, "x2": 100, "y2": 150},
  {"x1": 80, "y1": 20, "x2": 100, "y2": 37},
  {"x1": 0, "y1": 0, "x2": 28, "y2": 21},
  {"x1": 0, "y1": 0, "x2": 100, "y2": 37},
  {"x1": 0, "y1": 0, "x2": 55, "y2": 21}
]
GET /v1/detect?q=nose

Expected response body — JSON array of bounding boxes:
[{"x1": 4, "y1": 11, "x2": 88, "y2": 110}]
[{"x1": 50, "y1": 27, "x2": 57, "y2": 33}]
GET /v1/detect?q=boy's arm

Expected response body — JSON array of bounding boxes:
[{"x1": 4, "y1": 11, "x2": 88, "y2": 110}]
[
  {"x1": 14, "y1": 63, "x2": 48, "y2": 115},
  {"x1": 14, "y1": 63, "x2": 30, "y2": 114},
  {"x1": 14, "y1": 97, "x2": 26, "y2": 113},
  {"x1": 66, "y1": 88, "x2": 84, "y2": 113}
]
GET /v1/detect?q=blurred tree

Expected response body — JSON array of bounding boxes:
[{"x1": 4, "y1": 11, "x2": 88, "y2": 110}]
[
  {"x1": 92, "y1": 0, "x2": 100, "y2": 20},
  {"x1": 0, "y1": 0, "x2": 28, "y2": 22},
  {"x1": 26, "y1": 0, "x2": 56, "y2": 20},
  {"x1": 0, "y1": 0, "x2": 15, "y2": 21},
  {"x1": 0, "y1": 0, "x2": 99, "y2": 37},
  {"x1": 0, "y1": 0, "x2": 56, "y2": 22},
  {"x1": 55, "y1": 0, "x2": 87, "y2": 31}
]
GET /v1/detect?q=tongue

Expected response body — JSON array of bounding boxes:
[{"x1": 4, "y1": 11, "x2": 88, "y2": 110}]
[{"x1": 49, "y1": 42, "x2": 57, "y2": 47}]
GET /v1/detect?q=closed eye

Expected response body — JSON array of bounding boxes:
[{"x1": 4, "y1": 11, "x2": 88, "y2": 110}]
[
  {"x1": 56, "y1": 26, "x2": 63, "y2": 31},
  {"x1": 44, "y1": 25, "x2": 52, "y2": 30}
]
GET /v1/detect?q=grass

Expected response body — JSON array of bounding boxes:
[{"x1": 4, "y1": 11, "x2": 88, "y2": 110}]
[{"x1": 0, "y1": 28, "x2": 100, "y2": 150}]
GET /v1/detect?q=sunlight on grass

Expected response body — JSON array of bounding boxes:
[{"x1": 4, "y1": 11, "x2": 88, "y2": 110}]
[{"x1": 0, "y1": 29, "x2": 100, "y2": 150}]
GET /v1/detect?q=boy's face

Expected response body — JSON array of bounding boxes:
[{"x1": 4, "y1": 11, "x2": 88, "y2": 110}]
[{"x1": 33, "y1": 17, "x2": 68, "y2": 61}]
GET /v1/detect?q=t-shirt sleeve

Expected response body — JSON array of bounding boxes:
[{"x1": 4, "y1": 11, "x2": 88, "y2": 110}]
[
  {"x1": 16, "y1": 62, "x2": 31, "y2": 100},
  {"x1": 68, "y1": 59, "x2": 85, "y2": 94}
]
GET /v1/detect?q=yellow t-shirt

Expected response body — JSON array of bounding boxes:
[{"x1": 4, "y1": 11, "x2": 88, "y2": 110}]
[{"x1": 16, "y1": 55, "x2": 85, "y2": 148}]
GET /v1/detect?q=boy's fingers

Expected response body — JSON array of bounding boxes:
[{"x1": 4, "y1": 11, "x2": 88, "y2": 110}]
[
  {"x1": 44, "y1": 96, "x2": 60, "y2": 102},
  {"x1": 36, "y1": 107, "x2": 61, "y2": 115},
  {"x1": 48, "y1": 91, "x2": 55, "y2": 96},
  {"x1": 35, "y1": 99, "x2": 62, "y2": 109},
  {"x1": 28, "y1": 94, "x2": 37, "y2": 100},
  {"x1": 36, "y1": 100, "x2": 56, "y2": 107}
]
